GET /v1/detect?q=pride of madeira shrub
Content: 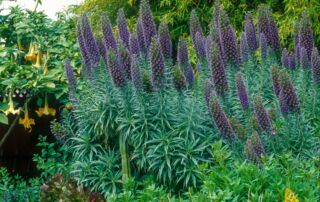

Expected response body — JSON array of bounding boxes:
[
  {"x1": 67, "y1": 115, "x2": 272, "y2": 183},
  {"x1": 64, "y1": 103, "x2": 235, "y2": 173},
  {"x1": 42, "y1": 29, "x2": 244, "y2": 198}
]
[{"x1": 48, "y1": 0, "x2": 319, "y2": 200}]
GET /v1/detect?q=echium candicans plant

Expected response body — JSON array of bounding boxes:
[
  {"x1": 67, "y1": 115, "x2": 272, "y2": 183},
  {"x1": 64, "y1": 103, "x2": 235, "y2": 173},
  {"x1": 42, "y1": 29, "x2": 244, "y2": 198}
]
[
  {"x1": 118, "y1": 41, "x2": 132, "y2": 80},
  {"x1": 107, "y1": 49, "x2": 126, "y2": 87},
  {"x1": 190, "y1": 9, "x2": 203, "y2": 46},
  {"x1": 311, "y1": 47, "x2": 320, "y2": 84},
  {"x1": 77, "y1": 22, "x2": 92, "y2": 74},
  {"x1": 177, "y1": 37, "x2": 190, "y2": 70},
  {"x1": 298, "y1": 13, "x2": 314, "y2": 61},
  {"x1": 253, "y1": 94, "x2": 272, "y2": 133},
  {"x1": 80, "y1": 13, "x2": 100, "y2": 67},
  {"x1": 195, "y1": 32, "x2": 206, "y2": 61},
  {"x1": 64, "y1": 59, "x2": 77, "y2": 106},
  {"x1": 257, "y1": 4, "x2": 280, "y2": 53},
  {"x1": 172, "y1": 65, "x2": 187, "y2": 91},
  {"x1": 101, "y1": 14, "x2": 118, "y2": 52},
  {"x1": 150, "y1": 36, "x2": 166, "y2": 89},
  {"x1": 136, "y1": 18, "x2": 146, "y2": 54},
  {"x1": 211, "y1": 6, "x2": 226, "y2": 65},
  {"x1": 244, "y1": 131, "x2": 266, "y2": 165},
  {"x1": 240, "y1": 32, "x2": 249, "y2": 63},
  {"x1": 158, "y1": 21, "x2": 172, "y2": 60},
  {"x1": 278, "y1": 69, "x2": 300, "y2": 113},
  {"x1": 209, "y1": 96, "x2": 236, "y2": 139},
  {"x1": 235, "y1": 72, "x2": 249, "y2": 110},
  {"x1": 259, "y1": 33, "x2": 268, "y2": 60},
  {"x1": 222, "y1": 24, "x2": 239, "y2": 66},
  {"x1": 207, "y1": 40, "x2": 228, "y2": 96},
  {"x1": 117, "y1": 8, "x2": 130, "y2": 49},
  {"x1": 131, "y1": 54, "x2": 144, "y2": 90},
  {"x1": 139, "y1": 0, "x2": 157, "y2": 49},
  {"x1": 300, "y1": 47, "x2": 310, "y2": 69},
  {"x1": 244, "y1": 12, "x2": 258, "y2": 53},
  {"x1": 130, "y1": 32, "x2": 140, "y2": 56},
  {"x1": 271, "y1": 66, "x2": 281, "y2": 97}
]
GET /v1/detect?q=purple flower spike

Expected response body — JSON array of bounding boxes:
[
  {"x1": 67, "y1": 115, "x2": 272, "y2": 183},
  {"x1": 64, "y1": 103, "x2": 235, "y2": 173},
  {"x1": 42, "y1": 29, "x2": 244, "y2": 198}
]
[
  {"x1": 279, "y1": 70, "x2": 300, "y2": 113},
  {"x1": 172, "y1": 65, "x2": 187, "y2": 91},
  {"x1": 107, "y1": 49, "x2": 126, "y2": 87},
  {"x1": 77, "y1": 22, "x2": 92, "y2": 75},
  {"x1": 244, "y1": 131, "x2": 266, "y2": 165},
  {"x1": 209, "y1": 96, "x2": 236, "y2": 139},
  {"x1": 64, "y1": 59, "x2": 77, "y2": 94},
  {"x1": 118, "y1": 42, "x2": 132, "y2": 80},
  {"x1": 294, "y1": 32, "x2": 301, "y2": 65},
  {"x1": 271, "y1": 66, "x2": 281, "y2": 97},
  {"x1": 259, "y1": 33, "x2": 268, "y2": 60},
  {"x1": 130, "y1": 32, "x2": 140, "y2": 56},
  {"x1": 281, "y1": 49, "x2": 289, "y2": 68},
  {"x1": 81, "y1": 14, "x2": 100, "y2": 67},
  {"x1": 299, "y1": 13, "x2": 314, "y2": 61},
  {"x1": 258, "y1": 5, "x2": 271, "y2": 46},
  {"x1": 96, "y1": 37, "x2": 106, "y2": 62},
  {"x1": 190, "y1": 10, "x2": 203, "y2": 46},
  {"x1": 177, "y1": 37, "x2": 189, "y2": 68},
  {"x1": 240, "y1": 32, "x2": 249, "y2": 63},
  {"x1": 150, "y1": 37, "x2": 166, "y2": 89},
  {"x1": 136, "y1": 18, "x2": 146, "y2": 54},
  {"x1": 300, "y1": 47, "x2": 310, "y2": 69},
  {"x1": 222, "y1": 25, "x2": 239, "y2": 66},
  {"x1": 235, "y1": 72, "x2": 249, "y2": 109},
  {"x1": 158, "y1": 21, "x2": 172, "y2": 59},
  {"x1": 195, "y1": 32, "x2": 206, "y2": 60},
  {"x1": 131, "y1": 54, "x2": 143, "y2": 90},
  {"x1": 208, "y1": 42, "x2": 228, "y2": 96},
  {"x1": 253, "y1": 94, "x2": 272, "y2": 133},
  {"x1": 269, "y1": 18, "x2": 280, "y2": 52},
  {"x1": 245, "y1": 12, "x2": 258, "y2": 53},
  {"x1": 289, "y1": 53, "x2": 296, "y2": 69},
  {"x1": 117, "y1": 8, "x2": 131, "y2": 48},
  {"x1": 204, "y1": 79, "x2": 213, "y2": 108},
  {"x1": 185, "y1": 65, "x2": 194, "y2": 87},
  {"x1": 139, "y1": 0, "x2": 157, "y2": 49},
  {"x1": 101, "y1": 14, "x2": 118, "y2": 52},
  {"x1": 311, "y1": 47, "x2": 320, "y2": 84},
  {"x1": 278, "y1": 89, "x2": 289, "y2": 116}
]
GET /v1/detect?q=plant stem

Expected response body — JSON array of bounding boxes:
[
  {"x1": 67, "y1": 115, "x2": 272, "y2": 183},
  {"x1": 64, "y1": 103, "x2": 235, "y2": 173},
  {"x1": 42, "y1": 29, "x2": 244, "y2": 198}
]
[
  {"x1": 119, "y1": 132, "x2": 130, "y2": 184},
  {"x1": 0, "y1": 115, "x2": 19, "y2": 148}
]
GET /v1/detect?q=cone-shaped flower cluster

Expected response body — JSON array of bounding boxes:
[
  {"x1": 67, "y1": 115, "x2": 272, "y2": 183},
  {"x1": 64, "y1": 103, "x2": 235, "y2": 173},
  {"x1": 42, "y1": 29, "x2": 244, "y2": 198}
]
[
  {"x1": 172, "y1": 65, "x2": 187, "y2": 91},
  {"x1": 107, "y1": 49, "x2": 126, "y2": 87},
  {"x1": 190, "y1": 10, "x2": 203, "y2": 46},
  {"x1": 235, "y1": 72, "x2": 249, "y2": 109},
  {"x1": 298, "y1": 13, "x2": 314, "y2": 61},
  {"x1": 139, "y1": 0, "x2": 157, "y2": 49},
  {"x1": 77, "y1": 22, "x2": 92, "y2": 73},
  {"x1": 195, "y1": 32, "x2": 206, "y2": 60},
  {"x1": 300, "y1": 47, "x2": 310, "y2": 69},
  {"x1": 136, "y1": 18, "x2": 146, "y2": 54},
  {"x1": 118, "y1": 42, "x2": 132, "y2": 80},
  {"x1": 253, "y1": 94, "x2": 272, "y2": 133},
  {"x1": 257, "y1": 5, "x2": 280, "y2": 52},
  {"x1": 278, "y1": 70, "x2": 300, "y2": 114},
  {"x1": 311, "y1": 47, "x2": 320, "y2": 84},
  {"x1": 208, "y1": 41, "x2": 228, "y2": 96},
  {"x1": 131, "y1": 54, "x2": 143, "y2": 90},
  {"x1": 240, "y1": 32, "x2": 249, "y2": 63},
  {"x1": 244, "y1": 131, "x2": 266, "y2": 164},
  {"x1": 130, "y1": 32, "x2": 140, "y2": 56},
  {"x1": 80, "y1": 14, "x2": 100, "y2": 67},
  {"x1": 64, "y1": 59, "x2": 77, "y2": 94},
  {"x1": 259, "y1": 33, "x2": 268, "y2": 60},
  {"x1": 271, "y1": 66, "x2": 281, "y2": 97},
  {"x1": 244, "y1": 13, "x2": 258, "y2": 53},
  {"x1": 101, "y1": 15, "x2": 118, "y2": 52},
  {"x1": 177, "y1": 37, "x2": 189, "y2": 69},
  {"x1": 278, "y1": 90, "x2": 289, "y2": 115},
  {"x1": 209, "y1": 96, "x2": 236, "y2": 139},
  {"x1": 158, "y1": 21, "x2": 172, "y2": 59},
  {"x1": 150, "y1": 37, "x2": 166, "y2": 89},
  {"x1": 117, "y1": 9, "x2": 130, "y2": 48},
  {"x1": 222, "y1": 25, "x2": 239, "y2": 66}
]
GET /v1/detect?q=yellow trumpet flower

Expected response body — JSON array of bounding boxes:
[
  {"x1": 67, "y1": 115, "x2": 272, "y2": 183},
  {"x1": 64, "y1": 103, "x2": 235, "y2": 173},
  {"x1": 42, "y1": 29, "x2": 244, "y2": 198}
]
[
  {"x1": 19, "y1": 104, "x2": 35, "y2": 133},
  {"x1": 4, "y1": 94, "x2": 20, "y2": 115},
  {"x1": 33, "y1": 51, "x2": 42, "y2": 68},
  {"x1": 285, "y1": 188, "x2": 299, "y2": 202},
  {"x1": 36, "y1": 94, "x2": 56, "y2": 117},
  {"x1": 25, "y1": 43, "x2": 37, "y2": 62}
]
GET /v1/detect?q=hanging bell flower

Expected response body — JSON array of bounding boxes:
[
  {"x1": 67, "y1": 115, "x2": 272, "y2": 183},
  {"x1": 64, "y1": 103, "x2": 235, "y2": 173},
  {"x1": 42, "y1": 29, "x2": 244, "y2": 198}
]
[
  {"x1": 33, "y1": 51, "x2": 42, "y2": 68},
  {"x1": 25, "y1": 43, "x2": 37, "y2": 62},
  {"x1": 4, "y1": 92, "x2": 20, "y2": 115},
  {"x1": 19, "y1": 103, "x2": 35, "y2": 133},
  {"x1": 36, "y1": 94, "x2": 56, "y2": 117}
]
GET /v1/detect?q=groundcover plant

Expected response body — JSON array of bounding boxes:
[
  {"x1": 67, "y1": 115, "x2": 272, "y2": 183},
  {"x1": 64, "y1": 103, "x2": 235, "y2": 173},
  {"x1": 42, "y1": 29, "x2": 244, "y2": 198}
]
[{"x1": 1, "y1": 0, "x2": 320, "y2": 201}]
